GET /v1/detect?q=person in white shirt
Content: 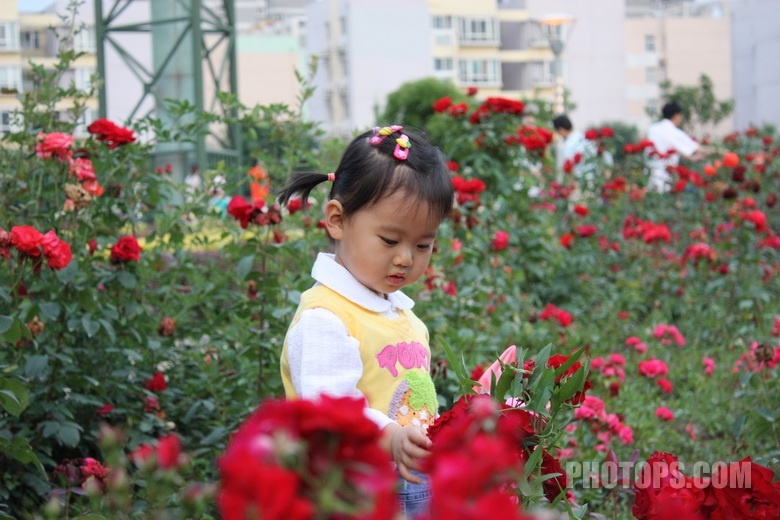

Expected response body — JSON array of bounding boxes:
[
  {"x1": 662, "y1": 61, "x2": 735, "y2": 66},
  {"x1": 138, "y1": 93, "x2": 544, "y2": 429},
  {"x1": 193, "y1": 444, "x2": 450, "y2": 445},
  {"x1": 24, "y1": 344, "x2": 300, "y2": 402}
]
[
  {"x1": 552, "y1": 114, "x2": 599, "y2": 192},
  {"x1": 646, "y1": 101, "x2": 702, "y2": 192}
]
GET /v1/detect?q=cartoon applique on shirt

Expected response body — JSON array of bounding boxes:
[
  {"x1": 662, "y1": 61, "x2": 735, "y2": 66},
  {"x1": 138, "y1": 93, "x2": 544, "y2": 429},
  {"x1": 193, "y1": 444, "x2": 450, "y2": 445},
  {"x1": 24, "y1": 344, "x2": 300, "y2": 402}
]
[{"x1": 377, "y1": 341, "x2": 438, "y2": 429}]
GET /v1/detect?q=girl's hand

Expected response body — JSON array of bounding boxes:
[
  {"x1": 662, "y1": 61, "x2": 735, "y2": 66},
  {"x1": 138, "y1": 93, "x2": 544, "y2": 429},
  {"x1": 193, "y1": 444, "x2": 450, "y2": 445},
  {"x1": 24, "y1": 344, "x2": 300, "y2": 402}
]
[{"x1": 383, "y1": 423, "x2": 432, "y2": 484}]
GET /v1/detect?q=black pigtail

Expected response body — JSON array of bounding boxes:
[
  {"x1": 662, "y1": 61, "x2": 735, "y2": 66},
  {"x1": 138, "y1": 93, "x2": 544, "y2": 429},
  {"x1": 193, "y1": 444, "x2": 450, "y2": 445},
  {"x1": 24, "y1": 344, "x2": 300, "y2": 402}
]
[{"x1": 277, "y1": 172, "x2": 331, "y2": 208}]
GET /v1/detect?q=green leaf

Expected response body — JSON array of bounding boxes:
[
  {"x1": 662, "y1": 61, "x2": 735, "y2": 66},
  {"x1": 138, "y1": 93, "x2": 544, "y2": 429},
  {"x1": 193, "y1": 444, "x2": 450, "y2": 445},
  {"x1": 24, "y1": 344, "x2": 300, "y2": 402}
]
[
  {"x1": 527, "y1": 368, "x2": 555, "y2": 415},
  {"x1": 1, "y1": 318, "x2": 22, "y2": 344},
  {"x1": 0, "y1": 378, "x2": 30, "y2": 416},
  {"x1": 0, "y1": 436, "x2": 46, "y2": 477},
  {"x1": 527, "y1": 344, "x2": 552, "y2": 388},
  {"x1": 99, "y1": 319, "x2": 116, "y2": 343},
  {"x1": 440, "y1": 338, "x2": 473, "y2": 391},
  {"x1": 493, "y1": 364, "x2": 516, "y2": 402},
  {"x1": 236, "y1": 254, "x2": 255, "y2": 280},
  {"x1": 754, "y1": 407, "x2": 775, "y2": 423},
  {"x1": 55, "y1": 258, "x2": 79, "y2": 283},
  {"x1": 39, "y1": 302, "x2": 61, "y2": 320},
  {"x1": 117, "y1": 271, "x2": 137, "y2": 289},
  {"x1": 0, "y1": 316, "x2": 13, "y2": 335},
  {"x1": 23, "y1": 355, "x2": 49, "y2": 380},
  {"x1": 57, "y1": 425, "x2": 81, "y2": 448},
  {"x1": 81, "y1": 314, "x2": 100, "y2": 337},
  {"x1": 42, "y1": 421, "x2": 60, "y2": 439}
]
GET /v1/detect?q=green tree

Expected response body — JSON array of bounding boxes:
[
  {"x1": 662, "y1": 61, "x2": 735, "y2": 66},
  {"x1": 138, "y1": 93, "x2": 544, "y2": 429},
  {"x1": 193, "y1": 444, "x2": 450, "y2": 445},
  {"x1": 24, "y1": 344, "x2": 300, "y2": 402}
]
[
  {"x1": 376, "y1": 77, "x2": 466, "y2": 131},
  {"x1": 646, "y1": 74, "x2": 733, "y2": 138}
]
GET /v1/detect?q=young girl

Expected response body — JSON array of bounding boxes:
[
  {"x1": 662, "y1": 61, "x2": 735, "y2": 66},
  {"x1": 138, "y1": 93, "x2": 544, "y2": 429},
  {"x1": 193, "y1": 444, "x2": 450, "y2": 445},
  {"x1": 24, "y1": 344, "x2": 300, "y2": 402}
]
[{"x1": 277, "y1": 125, "x2": 454, "y2": 517}]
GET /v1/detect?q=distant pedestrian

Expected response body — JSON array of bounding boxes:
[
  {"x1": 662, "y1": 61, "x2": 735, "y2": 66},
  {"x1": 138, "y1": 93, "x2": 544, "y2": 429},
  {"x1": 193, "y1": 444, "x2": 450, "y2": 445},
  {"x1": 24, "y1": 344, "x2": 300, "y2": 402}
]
[
  {"x1": 646, "y1": 101, "x2": 703, "y2": 192},
  {"x1": 248, "y1": 159, "x2": 270, "y2": 203},
  {"x1": 553, "y1": 114, "x2": 599, "y2": 194}
]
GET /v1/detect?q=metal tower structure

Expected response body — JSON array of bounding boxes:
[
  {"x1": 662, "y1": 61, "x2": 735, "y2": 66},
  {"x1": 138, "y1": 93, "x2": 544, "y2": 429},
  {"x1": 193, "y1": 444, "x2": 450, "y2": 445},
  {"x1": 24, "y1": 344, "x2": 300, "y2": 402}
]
[{"x1": 94, "y1": 0, "x2": 241, "y2": 176}]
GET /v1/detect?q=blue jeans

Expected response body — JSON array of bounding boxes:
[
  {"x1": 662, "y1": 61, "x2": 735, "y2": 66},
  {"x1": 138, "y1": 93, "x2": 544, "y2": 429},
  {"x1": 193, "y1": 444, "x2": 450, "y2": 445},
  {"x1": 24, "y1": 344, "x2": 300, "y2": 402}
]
[{"x1": 397, "y1": 470, "x2": 431, "y2": 519}]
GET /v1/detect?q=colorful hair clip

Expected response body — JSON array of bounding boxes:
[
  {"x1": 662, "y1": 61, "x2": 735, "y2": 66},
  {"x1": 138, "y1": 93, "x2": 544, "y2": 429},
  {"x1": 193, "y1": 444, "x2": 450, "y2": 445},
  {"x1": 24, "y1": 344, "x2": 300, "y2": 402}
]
[
  {"x1": 394, "y1": 134, "x2": 411, "y2": 161},
  {"x1": 326, "y1": 172, "x2": 336, "y2": 182},
  {"x1": 369, "y1": 125, "x2": 403, "y2": 146}
]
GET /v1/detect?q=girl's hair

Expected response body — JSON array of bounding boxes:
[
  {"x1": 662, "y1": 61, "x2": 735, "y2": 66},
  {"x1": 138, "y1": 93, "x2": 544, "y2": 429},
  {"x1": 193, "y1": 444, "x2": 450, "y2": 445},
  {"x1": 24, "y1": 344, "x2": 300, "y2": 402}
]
[{"x1": 277, "y1": 126, "x2": 454, "y2": 221}]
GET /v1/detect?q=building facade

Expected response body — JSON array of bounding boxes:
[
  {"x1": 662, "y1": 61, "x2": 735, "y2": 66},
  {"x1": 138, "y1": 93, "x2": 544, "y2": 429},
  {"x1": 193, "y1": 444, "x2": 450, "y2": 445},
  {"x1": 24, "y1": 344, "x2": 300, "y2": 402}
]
[{"x1": 1, "y1": 0, "x2": 99, "y2": 136}]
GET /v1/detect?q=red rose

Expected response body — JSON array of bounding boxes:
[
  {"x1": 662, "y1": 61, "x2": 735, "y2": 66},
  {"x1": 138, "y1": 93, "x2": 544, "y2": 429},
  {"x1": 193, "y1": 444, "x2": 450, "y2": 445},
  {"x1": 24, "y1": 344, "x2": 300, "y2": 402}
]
[
  {"x1": 129, "y1": 444, "x2": 155, "y2": 466},
  {"x1": 708, "y1": 457, "x2": 780, "y2": 520},
  {"x1": 69, "y1": 157, "x2": 97, "y2": 182},
  {"x1": 41, "y1": 231, "x2": 73, "y2": 270},
  {"x1": 157, "y1": 434, "x2": 183, "y2": 470},
  {"x1": 541, "y1": 450, "x2": 568, "y2": 502},
  {"x1": 560, "y1": 233, "x2": 574, "y2": 249},
  {"x1": 433, "y1": 97, "x2": 453, "y2": 113},
  {"x1": 466, "y1": 86, "x2": 478, "y2": 96},
  {"x1": 491, "y1": 230, "x2": 509, "y2": 251},
  {"x1": 10, "y1": 226, "x2": 44, "y2": 257},
  {"x1": 87, "y1": 118, "x2": 136, "y2": 149},
  {"x1": 573, "y1": 204, "x2": 589, "y2": 216},
  {"x1": 144, "y1": 372, "x2": 167, "y2": 392},
  {"x1": 575, "y1": 224, "x2": 598, "y2": 237},
  {"x1": 584, "y1": 128, "x2": 599, "y2": 140},
  {"x1": 87, "y1": 239, "x2": 98, "y2": 255},
  {"x1": 36, "y1": 132, "x2": 74, "y2": 160},
  {"x1": 97, "y1": 403, "x2": 113, "y2": 415},
  {"x1": 110, "y1": 236, "x2": 142, "y2": 263}
]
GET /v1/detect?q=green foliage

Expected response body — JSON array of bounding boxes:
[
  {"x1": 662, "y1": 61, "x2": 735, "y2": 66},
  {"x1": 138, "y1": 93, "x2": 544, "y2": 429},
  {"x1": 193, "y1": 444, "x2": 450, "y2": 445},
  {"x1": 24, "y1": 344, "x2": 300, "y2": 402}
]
[
  {"x1": 376, "y1": 77, "x2": 466, "y2": 130},
  {"x1": 646, "y1": 74, "x2": 734, "y2": 138}
]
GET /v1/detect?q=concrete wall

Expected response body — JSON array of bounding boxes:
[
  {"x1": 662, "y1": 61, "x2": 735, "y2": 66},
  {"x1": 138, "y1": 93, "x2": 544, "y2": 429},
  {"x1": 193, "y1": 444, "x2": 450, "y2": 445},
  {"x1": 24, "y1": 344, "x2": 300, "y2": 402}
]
[
  {"x1": 730, "y1": 0, "x2": 780, "y2": 130},
  {"x1": 307, "y1": 0, "x2": 432, "y2": 135}
]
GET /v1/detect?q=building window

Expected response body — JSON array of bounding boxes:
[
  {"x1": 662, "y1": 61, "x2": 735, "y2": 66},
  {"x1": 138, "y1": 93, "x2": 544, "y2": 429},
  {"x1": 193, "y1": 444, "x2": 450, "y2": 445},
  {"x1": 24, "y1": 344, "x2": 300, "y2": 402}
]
[
  {"x1": 0, "y1": 66, "x2": 22, "y2": 92},
  {"x1": 645, "y1": 35, "x2": 655, "y2": 52},
  {"x1": 458, "y1": 17, "x2": 498, "y2": 44},
  {"x1": 432, "y1": 16, "x2": 454, "y2": 46},
  {"x1": 434, "y1": 58, "x2": 454, "y2": 72},
  {"x1": 459, "y1": 59, "x2": 500, "y2": 85},
  {"x1": 74, "y1": 67, "x2": 95, "y2": 92},
  {"x1": 1, "y1": 112, "x2": 13, "y2": 133},
  {"x1": 646, "y1": 66, "x2": 657, "y2": 84},
  {"x1": 73, "y1": 27, "x2": 96, "y2": 53},
  {"x1": 432, "y1": 16, "x2": 452, "y2": 30},
  {"x1": 21, "y1": 30, "x2": 40, "y2": 50},
  {"x1": 0, "y1": 22, "x2": 20, "y2": 50}
]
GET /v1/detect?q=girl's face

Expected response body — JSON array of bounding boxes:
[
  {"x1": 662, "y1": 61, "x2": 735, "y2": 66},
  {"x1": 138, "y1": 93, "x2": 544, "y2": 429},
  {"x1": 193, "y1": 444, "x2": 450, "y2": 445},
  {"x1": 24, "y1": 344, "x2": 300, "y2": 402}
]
[{"x1": 326, "y1": 190, "x2": 441, "y2": 295}]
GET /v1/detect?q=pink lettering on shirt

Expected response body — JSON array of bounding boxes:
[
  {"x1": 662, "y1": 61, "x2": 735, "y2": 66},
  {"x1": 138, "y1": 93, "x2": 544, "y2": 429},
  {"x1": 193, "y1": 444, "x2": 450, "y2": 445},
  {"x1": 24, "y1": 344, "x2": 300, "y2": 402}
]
[{"x1": 376, "y1": 341, "x2": 430, "y2": 377}]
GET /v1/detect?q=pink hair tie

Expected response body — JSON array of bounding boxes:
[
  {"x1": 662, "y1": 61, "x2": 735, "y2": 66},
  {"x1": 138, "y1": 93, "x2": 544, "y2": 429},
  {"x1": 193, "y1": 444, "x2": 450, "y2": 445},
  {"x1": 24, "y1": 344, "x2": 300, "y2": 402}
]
[{"x1": 326, "y1": 172, "x2": 336, "y2": 182}]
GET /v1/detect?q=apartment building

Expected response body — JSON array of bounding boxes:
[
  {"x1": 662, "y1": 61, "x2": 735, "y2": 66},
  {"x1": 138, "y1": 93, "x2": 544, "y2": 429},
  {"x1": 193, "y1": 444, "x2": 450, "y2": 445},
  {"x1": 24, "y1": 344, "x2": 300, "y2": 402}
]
[
  {"x1": 1, "y1": 0, "x2": 98, "y2": 136},
  {"x1": 624, "y1": 0, "x2": 732, "y2": 136}
]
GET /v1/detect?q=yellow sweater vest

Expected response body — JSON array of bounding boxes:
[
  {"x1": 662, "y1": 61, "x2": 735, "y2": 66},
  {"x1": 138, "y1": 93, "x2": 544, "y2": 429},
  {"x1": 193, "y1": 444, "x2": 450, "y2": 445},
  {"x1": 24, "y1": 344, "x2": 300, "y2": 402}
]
[{"x1": 280, "y1": 285, "x2": 438, "y2": 428}]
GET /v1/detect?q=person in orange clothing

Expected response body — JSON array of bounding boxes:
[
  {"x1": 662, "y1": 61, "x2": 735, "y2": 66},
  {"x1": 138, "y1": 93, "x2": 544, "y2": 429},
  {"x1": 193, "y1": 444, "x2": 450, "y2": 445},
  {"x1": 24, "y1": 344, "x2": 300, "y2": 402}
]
[{"x1": 248, "y1": 159, "x2": 270, "y2": 203}]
